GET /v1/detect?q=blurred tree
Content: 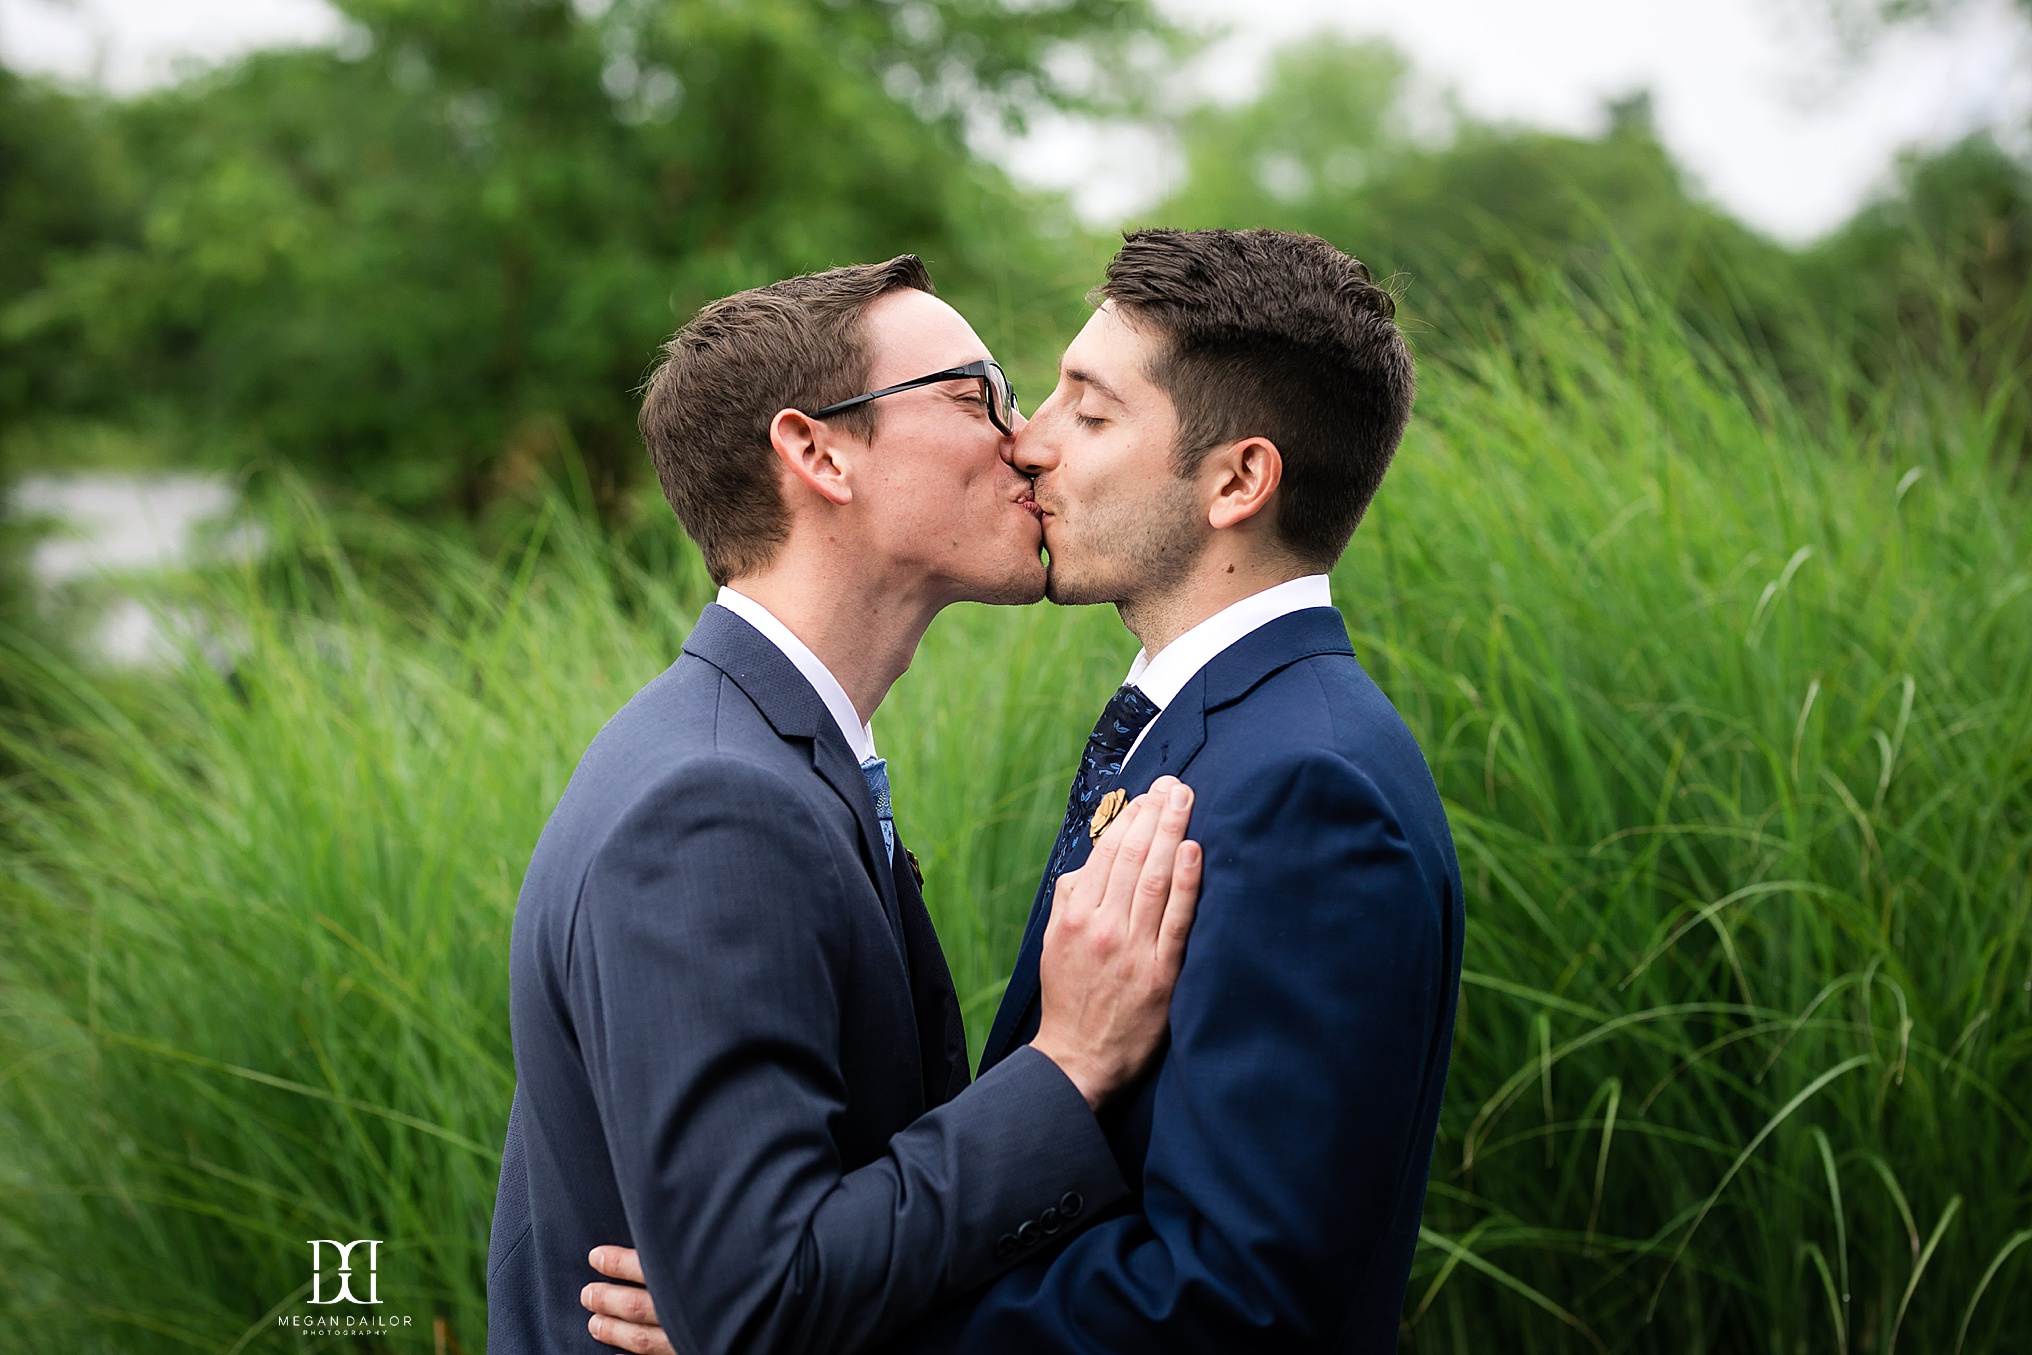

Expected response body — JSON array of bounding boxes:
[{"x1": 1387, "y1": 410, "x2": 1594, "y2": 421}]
[
  {"x1": 1808, "y1": 1, "x2": 2032, "y2": 425},
  {"x1": 0, "y1": 67, "x2": 134, "y2": 659},
  {"x1": 1152, "y1": 37, "x2": 1809, "y2": 368},
  {"x1": 0, "y1": 67, "x2": 129, "y2": 429},
  {"x1": 1160, "y1": 37, "x2": 1411, "y2": 230},
  {"x1": 9, "y1": 10, "x2": 2025, "y2": 515},
  {"x1": 3, "y1": 0, "x2": 1165, "y2": 516},
  {"x1": 1802, "y1": 133, "x2": 2032, "y2": 419},
  {"x1": 1823, "y1": 0, "x2": 2032, "y2": 44}
]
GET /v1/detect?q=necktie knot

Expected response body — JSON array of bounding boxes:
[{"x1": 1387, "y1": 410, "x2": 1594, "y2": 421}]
[
  {"x1": 1088, "y1": 683, "x2": 1161, "y2": 759},
  {"x1": 859, "y1": 756, "x2": 895, "y2": 859},
  {"x1": 1035, "y1": 684, "x2": 1161, "y2": 892}
]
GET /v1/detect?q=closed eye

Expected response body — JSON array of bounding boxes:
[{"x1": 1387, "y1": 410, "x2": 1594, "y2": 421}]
[{"x1": 1075, "y1": 413, "x2": 1105, "y2": 430}]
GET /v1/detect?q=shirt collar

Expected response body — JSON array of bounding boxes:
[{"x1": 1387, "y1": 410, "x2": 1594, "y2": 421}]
[
  {"x1": 1125, "y1": 573, "x2": 1334, "y2": 715},
  {"x1": 715, "y1": 586, "x2": 877, "y2": 763}
]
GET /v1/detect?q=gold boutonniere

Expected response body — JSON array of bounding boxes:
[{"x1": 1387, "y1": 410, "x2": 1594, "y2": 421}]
[{"x1": 1089, "y1": 787, "x2": 1128, "y2": 841}]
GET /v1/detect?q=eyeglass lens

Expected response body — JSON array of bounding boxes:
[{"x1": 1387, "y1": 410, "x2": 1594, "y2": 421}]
[{"x1": 988, "y1": 363, "x2": 1018, "y2": 431}]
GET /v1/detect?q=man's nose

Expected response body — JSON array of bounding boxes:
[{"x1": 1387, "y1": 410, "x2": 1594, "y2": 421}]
[{"x1": 1007, "y1": 413, "x2": 1056, "y2": 476}]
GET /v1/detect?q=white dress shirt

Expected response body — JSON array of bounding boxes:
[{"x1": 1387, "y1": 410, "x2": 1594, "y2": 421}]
[
  {"x1": 1122, "y1": 574, "x2": 1335, "y2": 762},
  {"x1": 715, "y1": 586, "x2": 877, "y2": 763}
]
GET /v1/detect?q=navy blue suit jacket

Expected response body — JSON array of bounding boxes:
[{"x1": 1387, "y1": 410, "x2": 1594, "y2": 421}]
[
  {"x1": 915, "y1": 606, "x2": 1464, "y2": 1352},
  {"x1": 488, "y1": 605, "x2": 1127, "y2": 1355}
]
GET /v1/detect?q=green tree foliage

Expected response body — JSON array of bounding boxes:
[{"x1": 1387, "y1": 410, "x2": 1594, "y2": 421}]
[
  {"x1": 1153, "y1": 37, "x2": 1807, "y2": 365},
  {"x1": 3, "y1": 0, "x2": 1160, "y2": 512},
  {"x1": 1148, "y1": 31, "x2": 2032, "y2": 421},
  {"x1": 6, "y1": 16, "x2": 2025, "y2": 514},
  {"x1": 0, "y1": 68, "x2": 133, "y2": 647},
  {"x1": 1803, "y1": 133, "x2": 2032, "y2": 431},
  {"x1": 0, "y1": 68, "x2": 128, "y2": 427}
]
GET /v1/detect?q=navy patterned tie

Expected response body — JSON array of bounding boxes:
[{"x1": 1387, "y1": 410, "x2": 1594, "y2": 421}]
[
  {"x1": 979, "y1": 682, "x2": 1164, "y2": 1070},
  {"x1": 1042, "y1": 684, "x2": 1162, "y2": 893}
]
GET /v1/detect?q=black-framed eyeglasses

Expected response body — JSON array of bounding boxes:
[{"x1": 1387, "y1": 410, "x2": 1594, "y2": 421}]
[{"x1": 803, "y1": 358, "x2": 1020, "y2": 436}]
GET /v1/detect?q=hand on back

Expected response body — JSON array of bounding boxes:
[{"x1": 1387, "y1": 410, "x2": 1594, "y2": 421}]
[{"x1": 580, "y1": 1247, "x2": 673, "y2": 1355}]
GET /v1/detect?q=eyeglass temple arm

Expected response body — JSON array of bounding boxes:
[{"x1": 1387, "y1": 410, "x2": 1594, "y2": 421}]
[{"x1": 806, "y1": 366, "x2": 985, "y2": 419}]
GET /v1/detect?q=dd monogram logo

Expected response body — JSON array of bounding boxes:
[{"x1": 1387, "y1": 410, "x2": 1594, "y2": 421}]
[{"x1": 306, "y1": 1239, "x2": 383, "y2": 1305}]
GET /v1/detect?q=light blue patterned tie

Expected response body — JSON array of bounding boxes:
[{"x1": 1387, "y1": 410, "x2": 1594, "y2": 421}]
[{"x1": 859, "y1": 756, "x2": 895, "y2": 861}]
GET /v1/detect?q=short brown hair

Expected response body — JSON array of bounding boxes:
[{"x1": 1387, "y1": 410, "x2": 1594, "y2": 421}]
[
  {"x1": 640, "y1": 256, "x2": 934, "y2": 584},
  {"x1": 1097, "y1": 228, "x2": 1414, "y2": 569}
]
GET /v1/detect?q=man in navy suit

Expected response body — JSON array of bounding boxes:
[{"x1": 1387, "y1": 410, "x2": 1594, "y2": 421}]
[
  {"x1": 584, "y1": 229, "x2": 1463, "y2": 1352},
  {"x1": 938, "y1": 229, "x2": 1463, "y2": 1350},
  {"x1": 489, "y1": 255, "x2": 1207, "y2": 1355}
]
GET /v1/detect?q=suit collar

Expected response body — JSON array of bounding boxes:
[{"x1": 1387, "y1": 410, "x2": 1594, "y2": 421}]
[
  {"x1": 683, "y1": 604, "x2": 906, "y2": 945},
  {"x1": 712, "y1": 586, "x2": 876, "y2": 763},
  {"x1": 1199, "y1": 605, "x2": 1351, "y2": 709},
  {"x1": 682, "y1": 603, "x2": 831, "y2": 742},
  {"x1": 1123, "y1": 574, "x2": 1333, "y2": 711},
  {"x1": 1124, "y1": 606, "x2": 1351, "y2": 785}
]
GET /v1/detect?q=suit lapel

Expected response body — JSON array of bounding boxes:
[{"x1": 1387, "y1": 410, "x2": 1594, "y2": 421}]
[
  {"x1": 978, "y1": 607, "x2": 1354, "y2": 1072},
  {"x1": 891, "y1": 831, "x2": 972, "y2": 1105},
  {"x1": 682, "y1": 605, "x2": 907, "y2": 953},
  {"x1": 813, "y1": 733, "x2": 908, "y2": 940}
]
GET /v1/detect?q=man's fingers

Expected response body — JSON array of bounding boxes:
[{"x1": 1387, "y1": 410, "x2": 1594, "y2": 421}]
[
  {"x1": 588, "y1": 1313, "x2": 676, "y2": 1355},
  {"x1": 1076, "y1": 796, "x2": 1144, "y2": 908},
  {"x1": 588, "y1": 1245, "x2": 646, "y2": 1284},
  {"x1": 580, "y1": 1282, "x2": 658, "y2": 1325},
  {"x1": 1046, "y1": 863, "x2": 1081, "y2": 926},
  {"x1": 582, "y1": 1249, "x2": 667, "y2": 1355},
  {"x1": 1073, "y1": 803, "x2": 1128, "y2": 907},
  {"x1": 1098, "y1": 786, "x2": 1166, "y2": 916},
  {"x1": 1156, "y1": 839, "x2": 1203, "y2": 972},
  {"x1": 1125, "y1": 780, "x2": 1192, "y2": 937}
]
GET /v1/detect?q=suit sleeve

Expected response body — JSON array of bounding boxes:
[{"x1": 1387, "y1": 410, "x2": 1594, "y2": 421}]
[
  {"x1": 571, "y1": 757, "x2": 1126, "y2": 1355},
  {"x1": 939, "y1": 750, "x2": 1454, "y2": 1351}
]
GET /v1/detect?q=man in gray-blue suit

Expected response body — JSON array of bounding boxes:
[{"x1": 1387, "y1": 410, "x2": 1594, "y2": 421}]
[
  {"x1": 487, "y1": 255, "x2": 1205, "y2": 1355},
  {"x1": 581, "y1": 229, "x2": 1464, "y2": 1353}
]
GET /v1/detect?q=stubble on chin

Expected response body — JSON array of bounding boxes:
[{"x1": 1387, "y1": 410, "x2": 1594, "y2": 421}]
[
  {"x1": 1043, "y1": 557, "x2": 1113, "y2": 608},
  {"x1": 974, "y1": 561, "x2": 1048, "y2": 607},
  {"x1": 961, "y1": 525, "x2": 1049, "y2": 605},
  {"x1": 1043, "y1": 483, "x2": 1204, "y2": 609}
]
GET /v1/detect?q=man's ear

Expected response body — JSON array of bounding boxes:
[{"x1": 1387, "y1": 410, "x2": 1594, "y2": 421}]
[
  {"x1": 769, "y1": 409, "x2": 855, "y2": 507},
  {"x1": 1203, "y1": 436, "x2": 1283, "y2": 532}
]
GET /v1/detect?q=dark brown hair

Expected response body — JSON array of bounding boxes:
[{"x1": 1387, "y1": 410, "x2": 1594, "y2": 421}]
[
  {"x1": 1097, "y1": 228, "x2": 1414, "y2": 569},
  {"x1": 639, "y1": 255, "x2": 934, "y2": 584}
]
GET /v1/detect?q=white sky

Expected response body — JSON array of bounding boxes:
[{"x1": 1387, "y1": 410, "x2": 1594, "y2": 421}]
[{"x1": 3, "y1": 0, "x2": 2027, "y2": 243}]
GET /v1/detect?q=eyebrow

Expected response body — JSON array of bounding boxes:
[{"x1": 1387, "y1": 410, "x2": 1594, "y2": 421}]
[{"x1": 1063, "y1": 366, "x2": 1126, "y2": 406}]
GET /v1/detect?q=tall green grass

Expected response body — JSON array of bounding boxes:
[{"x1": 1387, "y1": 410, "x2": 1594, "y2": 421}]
[{"x1": 1, "y1": 280, "x2": 2026, "y2": 1352}]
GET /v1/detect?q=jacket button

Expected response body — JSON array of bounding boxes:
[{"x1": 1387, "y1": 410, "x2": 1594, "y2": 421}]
[
  {"x1": 1016, "y1": 1221, "x2": 1041, "y2": 1248},
  {"x1": 1039, "y1": 1207, "x2": 1062, "y2": 1235},
  {"x1": 994, "y1": 1234, "x2": 1018, "y2": 1261},
  {"x1": 1059, "y1": 1191, "x2": 1084, "y2": 1219}
]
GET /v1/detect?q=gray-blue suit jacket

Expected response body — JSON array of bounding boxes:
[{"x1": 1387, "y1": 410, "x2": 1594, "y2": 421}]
[{"x1": 486, "y1": 604, "x2": 1127, "y2": 1355}]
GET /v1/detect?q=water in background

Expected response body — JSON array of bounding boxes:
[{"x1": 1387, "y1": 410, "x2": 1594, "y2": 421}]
[{"x1": 12, "y1": 472, "x2": 258, "y2": 667}]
